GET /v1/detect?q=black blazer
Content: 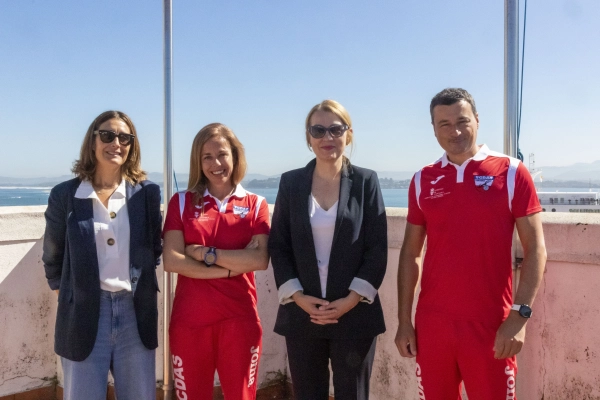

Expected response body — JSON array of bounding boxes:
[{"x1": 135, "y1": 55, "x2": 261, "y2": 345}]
[
  {"x1": 269, "y1": 160, "x2": 387, "y2": 339},
  {"x1": 42, "y1": 177, "x2": 162, "y2": 361}
]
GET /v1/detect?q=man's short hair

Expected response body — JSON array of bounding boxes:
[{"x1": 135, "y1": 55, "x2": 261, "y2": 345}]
[{"x1": 430, "y1": 88, "x2": 477, "y2": 123}]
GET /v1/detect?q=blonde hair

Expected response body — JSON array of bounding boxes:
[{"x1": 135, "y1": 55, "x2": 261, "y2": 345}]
[
  {"x1": 72, "y1": 110, "x2": 146, "y2": 183},
  {"x1": 187, "y1": 123, "x2": 247, "y2": 205},
  {"x1": 305, "y1": 99, "x2": 354, "y2": 155}
]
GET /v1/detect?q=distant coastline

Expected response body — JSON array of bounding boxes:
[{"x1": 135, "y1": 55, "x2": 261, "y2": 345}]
[{"x1": 1, "y1": 178, "x2": 599, "y2": 189}]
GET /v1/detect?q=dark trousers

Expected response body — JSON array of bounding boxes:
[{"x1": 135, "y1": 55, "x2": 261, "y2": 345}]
[{"x1": 285, "y1": 336, "x2": 377, "y2": 400}]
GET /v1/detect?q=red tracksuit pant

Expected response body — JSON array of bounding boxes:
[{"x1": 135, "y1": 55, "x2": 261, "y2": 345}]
[
  {"x1": 415, "y1": 312, "x2": 518, "y2": 400},
  {"x1": 170, "y1": 318, "x2": 262, "y2": 400}
]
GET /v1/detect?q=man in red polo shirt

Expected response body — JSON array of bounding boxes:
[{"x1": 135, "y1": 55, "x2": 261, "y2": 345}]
[{"x1": 395, "y1": 88, "x2": 547, "y2": 399}]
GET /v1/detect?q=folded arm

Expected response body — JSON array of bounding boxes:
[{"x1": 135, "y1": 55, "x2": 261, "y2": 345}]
[
  {"x1": 163, "y1": 230, "x2": 235, "y2": 279},
  {"x1": 185, "y1": 233, "x2": 269, "y2": 274}
]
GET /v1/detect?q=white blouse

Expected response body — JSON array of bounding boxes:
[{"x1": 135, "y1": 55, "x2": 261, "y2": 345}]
[
  {"x1": 74, "y1": 180, "x2": 131, "y2": 292},
  {"x1": 310, "y1": 194, "x2": 338, "y2": 298},
  {"x1": 278, "y1": 194, "x2": 378, "y2": 304}
]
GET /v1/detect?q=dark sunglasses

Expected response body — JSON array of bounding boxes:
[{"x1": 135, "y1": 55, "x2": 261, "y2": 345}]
[
  {"x1": 308, "y1": 124, "x2": 349, "y2": 139},
  {"x1": 94, "y1": 130, "x2": 135, "y2": 146}
]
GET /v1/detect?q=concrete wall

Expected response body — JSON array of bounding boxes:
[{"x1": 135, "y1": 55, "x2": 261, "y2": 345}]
[
  {"x1": 0, "y1": 205, "x2": 286, "y2": 397},
  {"x1": 1, "y1": 206, "x2": 599, "y2": 399}
]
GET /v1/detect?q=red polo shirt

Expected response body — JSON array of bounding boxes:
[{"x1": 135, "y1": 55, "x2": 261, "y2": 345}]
[
  {"x1": 163, "y1": 185, "x2": 270, "y2": 327},
  {"x1": 407, "y1": 145, "x2": 541, "y2": 325}
]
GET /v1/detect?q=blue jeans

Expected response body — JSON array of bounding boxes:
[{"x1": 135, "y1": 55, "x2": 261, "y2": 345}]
[{"x1": 61, "y1": 290, "x2": 156, "y2": 400}]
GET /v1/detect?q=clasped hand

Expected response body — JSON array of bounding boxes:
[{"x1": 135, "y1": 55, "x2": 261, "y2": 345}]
[{"x1": 292, "y1": 291, "x2": 361, "y2": 325}]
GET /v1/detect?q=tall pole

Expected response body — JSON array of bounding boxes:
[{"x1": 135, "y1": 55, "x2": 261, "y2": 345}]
[
  {"x1": 505, "y1": 0, "x2": 522, "y2": 295},
  {"x1": 504, "y1": 0, "x2": 519, "y2": 158},
  {"x1": 162, "y1": 0, "x2": 174, "y2": 399}
]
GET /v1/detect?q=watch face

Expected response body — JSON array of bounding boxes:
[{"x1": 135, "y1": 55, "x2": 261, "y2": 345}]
[
  {"x1": 519, "y1": 305, "x2": 533, "y2": 318},
  {"x1": 204, "y1": 248, "x2": 217, "y2": 266},
  {"x1": 205, "y1": 253, "x2": 216, "y2": 265}
]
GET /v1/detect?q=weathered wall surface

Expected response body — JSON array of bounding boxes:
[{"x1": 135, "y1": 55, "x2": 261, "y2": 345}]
[
  {"x1": 1, "y1": 206, "x2": 600, "y2": 399},
  {"x1": 516, "y1": 214, "x2": 600, "y2": 400},
  {"x1": 0, "y1": 206, "x2": 286, "y2": 396},
  {"x1": 0, "y1": 206, "x2": 56, "y2": 396}
]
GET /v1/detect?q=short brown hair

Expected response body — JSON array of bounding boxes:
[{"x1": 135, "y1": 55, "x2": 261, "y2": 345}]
[
  {"x1": 187, "y1": 123, "x2": 247, "y2": 204},
  {"x1": 72, "y1": 110, "x2": 146, "y2": 183},
  {"x1": 305, "y1": 99, "x2": 354, "y2": 152},
  {"x1": 430, "y1": 88, "x2": 478, "y2": 123}
]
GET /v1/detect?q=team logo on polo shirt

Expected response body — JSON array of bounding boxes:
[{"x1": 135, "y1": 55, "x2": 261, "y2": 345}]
[
  {"x1": 425, "y1": 187, "x2": 450, "y2": 200},
  {"x1": 474, "y1": 175, "x2": 495, "y2": 191},
  {"x1": 233, "y1": 205, "x2": 250, "y2": 218}
]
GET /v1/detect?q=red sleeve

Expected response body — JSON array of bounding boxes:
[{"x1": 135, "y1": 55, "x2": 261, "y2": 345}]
[
  {"x1": 407, "y1": 174, "x2": 426, "y2": 226},
  {"x1": 252, "y1": 197, "x2": 271, "y2": 236},
  {"x1": 162, "y1": 193, "x2": 184, "y2": 235},
  {"x1": 512, "y1": 162, "x2": 542, "y2": 218}
]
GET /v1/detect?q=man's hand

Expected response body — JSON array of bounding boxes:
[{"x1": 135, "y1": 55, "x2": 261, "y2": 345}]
[
  {"x1": 310, "y1": 291, "x2": 362, "y2": 325},
  {"x1": 395, "y1": 322, "x2": 417, "y2": 358},
  {"x1": 493, "y1": 313, "x2": 527, "y2": 359}
]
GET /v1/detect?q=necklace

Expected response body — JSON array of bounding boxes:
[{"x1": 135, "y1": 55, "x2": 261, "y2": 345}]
[{"x1": 92, "y1": 181, "x2": 120, "y2": 196}]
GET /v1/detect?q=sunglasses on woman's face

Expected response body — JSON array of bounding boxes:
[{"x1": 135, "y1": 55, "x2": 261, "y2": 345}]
[
  {"x1": 94, "y1": 130, "x2": 135, "y2": 146},
  {"x1": 308, "y1": 124, "x2": 349, "y2": 139}
]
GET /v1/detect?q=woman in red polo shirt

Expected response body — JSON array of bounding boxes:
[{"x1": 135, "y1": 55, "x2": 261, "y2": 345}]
[{"x1": 163, "y1": 123, "x2": 270, "y2": 400}]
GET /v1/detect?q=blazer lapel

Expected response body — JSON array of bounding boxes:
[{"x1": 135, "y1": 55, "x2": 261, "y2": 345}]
[
  {"x1": 299, "y1": 162, "x2": 314, "y2": 237},
  {"x1": 126, "y1": 181, "x2": 144, "y2": 258},
  {"x1": 72, "y1": 196, "x2": 99, "y2": 272},
  {"x1": 332, "y1": 164, "x2": 352, "y2": 246}
]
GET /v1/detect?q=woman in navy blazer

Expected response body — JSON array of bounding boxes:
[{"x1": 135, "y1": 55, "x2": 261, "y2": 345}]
[
  {"x1": 269, "y1": 100, "x2": 387, "y2": 400},
  {"x1": 43, "y1": 111, "x2": 162, "y2": 400}
]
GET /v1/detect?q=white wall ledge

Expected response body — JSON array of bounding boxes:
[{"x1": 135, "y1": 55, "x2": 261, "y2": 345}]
[{"x1": 1, "y1": 206, "x2": 600, "y2": 398}]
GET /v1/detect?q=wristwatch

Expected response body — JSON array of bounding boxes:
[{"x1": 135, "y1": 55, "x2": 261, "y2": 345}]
[
  {"x1": 204, "y1": 246, "x2": 217, "y2": 267},
  {"x1": 511, "y1": 304, "x2": 532, "y2": 318}
]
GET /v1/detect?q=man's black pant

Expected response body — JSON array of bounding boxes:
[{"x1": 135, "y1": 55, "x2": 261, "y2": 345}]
[{"x1": 285, "y1": 336, "x2": 377, "y2": 400}]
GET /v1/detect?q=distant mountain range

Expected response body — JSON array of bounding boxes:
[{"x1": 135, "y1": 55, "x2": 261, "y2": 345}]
[
  {"x1": 2, "y1": 160, "x2": 600, "y2": 187},
  {"x1": 531, "y1": 160, "x2": 600, "y2": 181}
]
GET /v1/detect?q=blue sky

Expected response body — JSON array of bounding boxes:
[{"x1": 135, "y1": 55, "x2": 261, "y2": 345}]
[{"x1": 1, "y1": 0, "x2": 599, "y2": 178}]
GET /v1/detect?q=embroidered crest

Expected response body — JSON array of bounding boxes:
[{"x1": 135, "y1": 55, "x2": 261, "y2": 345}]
[
  {"x1": 474, "y1": 175, "x2": 495, "y2": 191},
  {"x1": 233, "y1": 205, "x2": 250, "y2": 218}
]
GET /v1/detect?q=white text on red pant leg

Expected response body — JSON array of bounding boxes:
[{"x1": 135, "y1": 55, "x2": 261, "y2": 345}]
[
  {"x1": 172, "y1": 355, "x2": 188, "y2": 400},
  {"x1": 505, "y1": 366, "x2": 516, "y2": 399},
  {"x1": 247, "y1": 346, "x2": 260, "y2": 387},
  {"x1": 416, "y1": 363, "x2": 426, "y2": 400}
]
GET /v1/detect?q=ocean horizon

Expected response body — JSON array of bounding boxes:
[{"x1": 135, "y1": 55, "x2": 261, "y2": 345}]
[
  {"x1": 2, "y1": 186, "x2": 599, "y2": 208},
  {"x1": 0, "y1": 186, "x2": 410, "y2": 207}
]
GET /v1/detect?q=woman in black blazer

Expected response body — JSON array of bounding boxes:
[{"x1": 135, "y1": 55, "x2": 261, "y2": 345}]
[
  {"x1": 42, "y1": 111, "x2": 162, "y2": 400},
  {"x1": 269, "y1": 100, "x2": 387, "y2": 400}
]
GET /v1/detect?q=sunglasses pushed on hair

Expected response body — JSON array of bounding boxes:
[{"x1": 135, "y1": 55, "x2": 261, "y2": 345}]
[
  {"x1": 308, "y1": 124, "x2": 349, "y2": 139},
  {"x1": 94, "y1": 130, "x2": 135, "y2": 146}
]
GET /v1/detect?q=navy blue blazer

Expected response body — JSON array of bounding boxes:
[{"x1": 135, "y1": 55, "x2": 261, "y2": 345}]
[
  {"x1": 42, "y1": 177, "x2": 162, "y2": 361},
  {"x1": 269, "y1": 160, "x2": 387, "y2": 339}
]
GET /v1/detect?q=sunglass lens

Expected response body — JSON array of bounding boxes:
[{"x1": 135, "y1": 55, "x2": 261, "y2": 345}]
[
  {"x1": 117, "y1": 134, "x2": 132, "y2": 145},
  {"x1": 329, "y1": 126, "x2": 345, "y2": 137},
  {"x1": 99, "y1": 131, "x2": 116, "y2": 143},
  {"x1": 310, "y1": 126, "x2": 326, "y2": 138}
]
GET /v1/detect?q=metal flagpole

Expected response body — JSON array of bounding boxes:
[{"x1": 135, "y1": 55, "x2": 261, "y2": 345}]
[
  {"x1": 504, "y1": 0, "x2": 523, "y2": 293},
  {"x1": 162, "y1": 0, "x2": 174, "y2": 398},
  {"x1": 504, "y1": 0, "x2": 519, "y2": 158}
]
